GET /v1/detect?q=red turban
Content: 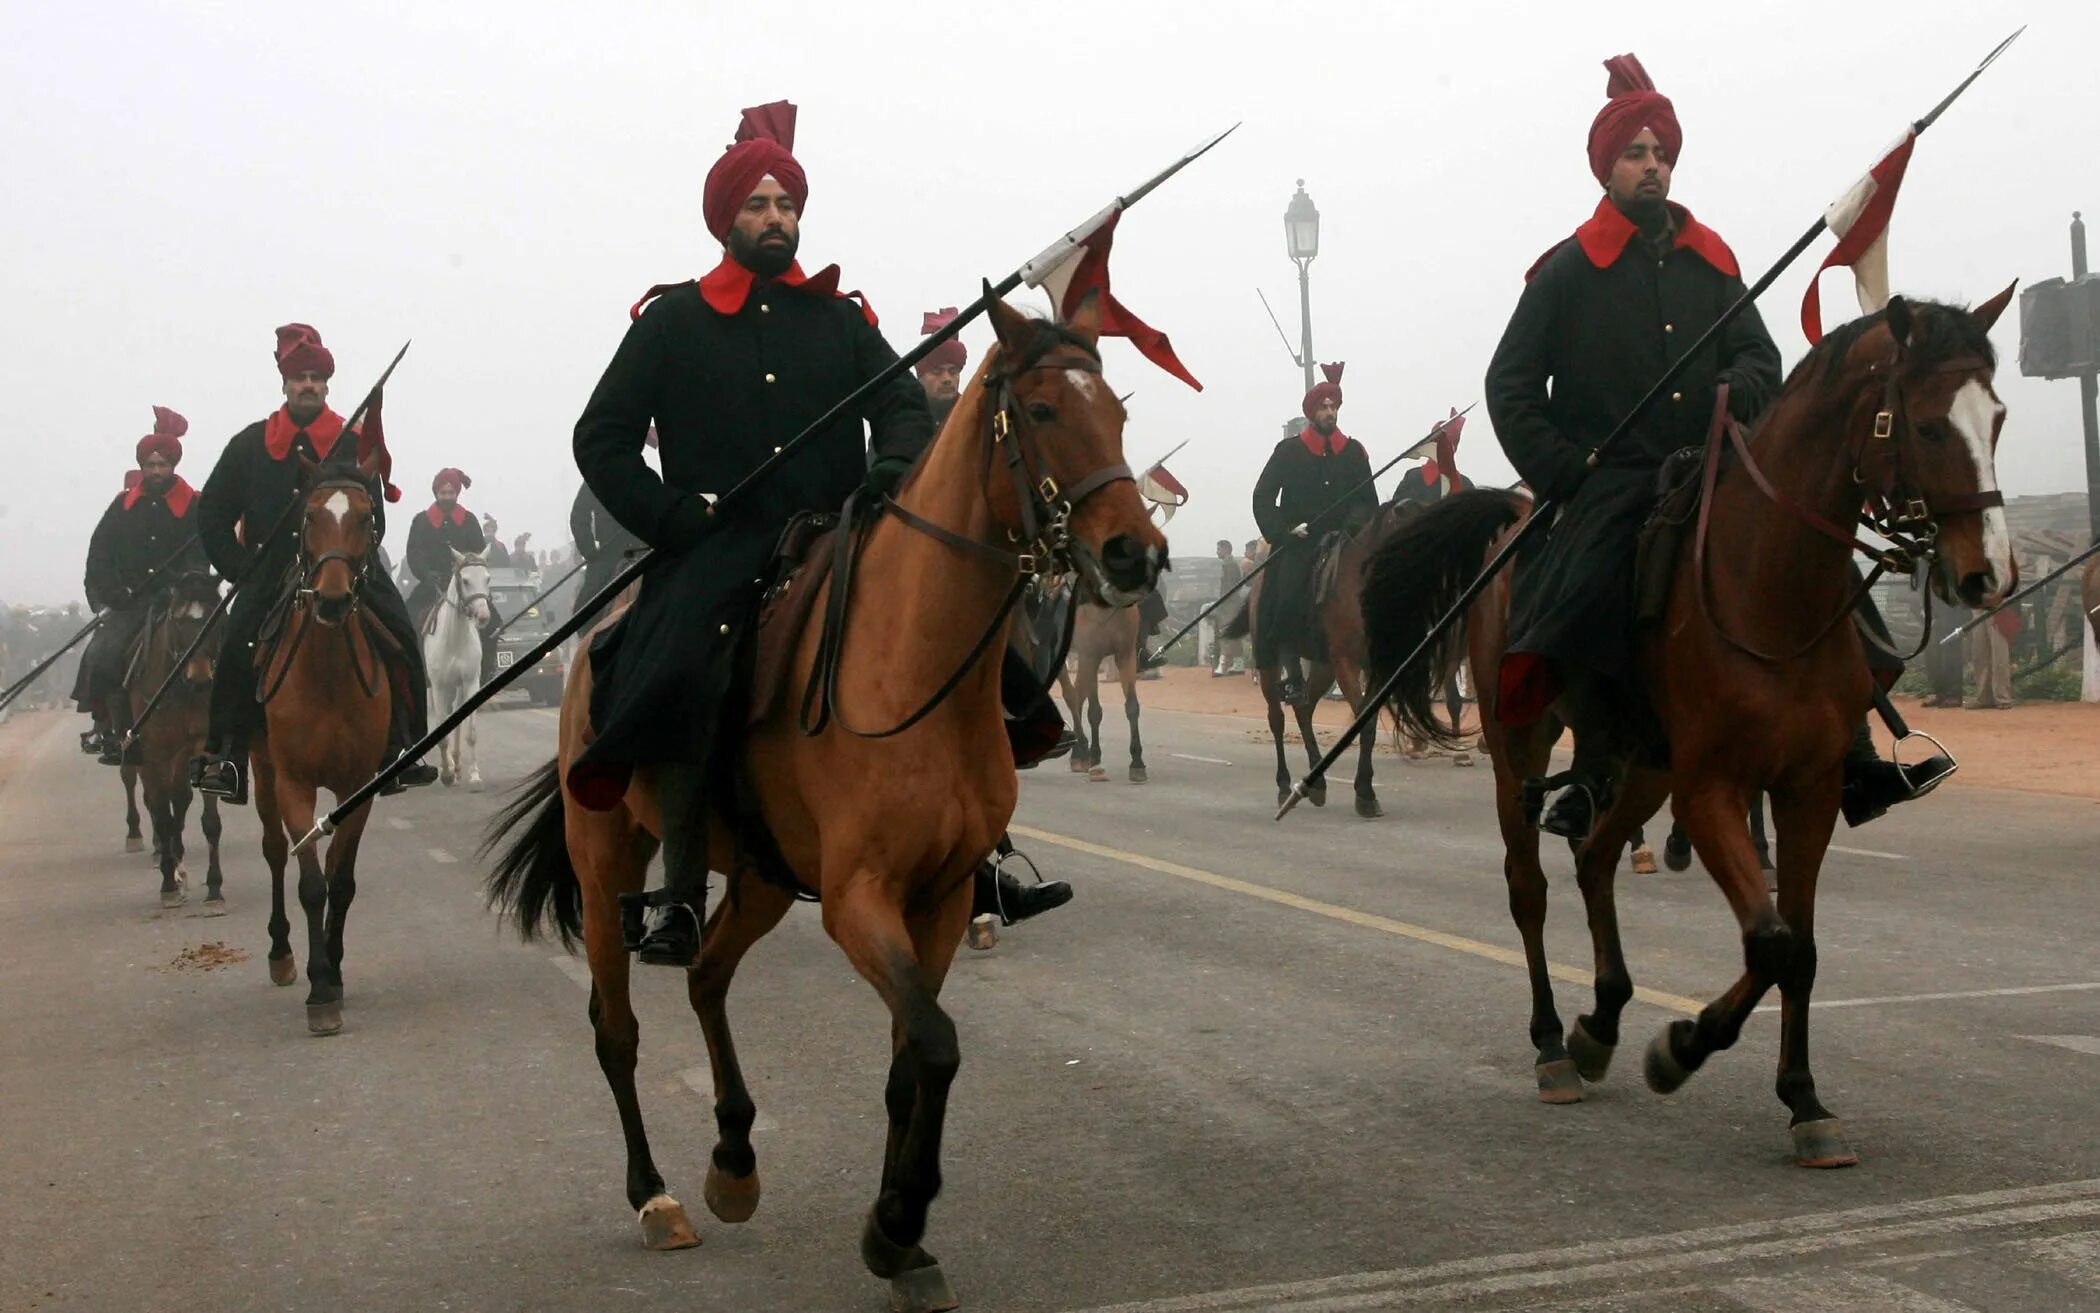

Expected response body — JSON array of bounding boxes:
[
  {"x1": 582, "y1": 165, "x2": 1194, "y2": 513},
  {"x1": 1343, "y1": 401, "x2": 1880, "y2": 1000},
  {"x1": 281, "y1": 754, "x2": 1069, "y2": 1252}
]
[
  {"x1": 432, "y1": 467, "x2": 471, "y2": 496},
  {"x1": 1586, "y1": 54, "x2": 1681, "y2": 185},
  {"x1": 274, "y1": 323, "x2": 335, "y2": 379},
  {"x1": 135, "y1": 405, "x2": 187, "y2": 465},
  {"x1": 701, "y1": 101, "x2": 808, "y2": 246},
  {"x1": 1303, "y1": 362, "x2": 1344, "y2": 421},
  {"x1": 915, "y1": 308, "x2": 968, "y2": 375}
]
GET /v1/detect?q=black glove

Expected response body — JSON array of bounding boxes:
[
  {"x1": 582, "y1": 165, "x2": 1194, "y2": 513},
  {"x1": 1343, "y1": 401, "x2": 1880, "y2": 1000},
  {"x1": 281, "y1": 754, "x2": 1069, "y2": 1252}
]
[
  {"x1": 660, "y1": 497, "x2": 715, "y2": 553},
  {"x1": 865, "y1": 456, "x2": 914, "y2": 500}
]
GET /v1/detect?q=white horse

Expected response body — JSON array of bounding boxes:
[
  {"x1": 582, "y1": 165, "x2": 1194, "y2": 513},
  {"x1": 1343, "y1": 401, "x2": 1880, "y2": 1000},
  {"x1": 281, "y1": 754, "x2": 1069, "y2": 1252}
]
[{"x1": 422, "y1": 549, "x2": 491, "y2": 789}]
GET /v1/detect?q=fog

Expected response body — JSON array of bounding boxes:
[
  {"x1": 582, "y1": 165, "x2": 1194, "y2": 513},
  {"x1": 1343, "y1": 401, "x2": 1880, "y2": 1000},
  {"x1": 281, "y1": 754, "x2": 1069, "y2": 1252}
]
[{"x1": 3, "y1": 0, "x2": 2093, "y2": 604}]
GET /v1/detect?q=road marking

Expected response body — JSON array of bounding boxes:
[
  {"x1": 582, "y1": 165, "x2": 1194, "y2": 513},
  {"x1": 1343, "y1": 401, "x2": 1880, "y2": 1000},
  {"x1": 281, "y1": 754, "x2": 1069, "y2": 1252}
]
[
  {"x1": 2019, "y1": 1034, "x2": 2100, "y2": 1057},
  {"x1": 1755, "y1": 982, "x2": 2100, "y2": 1015},
  {"x1": 426, "y1": 847, "x2": 458, "y2": 865},
  {"x1": 1167, "y1": 753, "x2": 1233, "y2": 765},
  {"x1": 549, "y1": 954, "x2": 593, "y2": 990},
  {"x1": 385, "y1": 817, "x2": 412, "y2": 830},
  {"x1": 1724, "y1": 1270, "x2": 1976, "y2": 1312},
  {"x1": 2015, "y1": 1231, "x2": 2100, "y2": 1290},
  {"x1": 1828, "y1": 844, "x2": 1906, "y2": 860},
  {"x1": 1057, "y1": 1179, "x2": 2100, "y2": 1312},
  {"x1": 1008, "y1": 824, "x2": 1704, "y2": 1015}
]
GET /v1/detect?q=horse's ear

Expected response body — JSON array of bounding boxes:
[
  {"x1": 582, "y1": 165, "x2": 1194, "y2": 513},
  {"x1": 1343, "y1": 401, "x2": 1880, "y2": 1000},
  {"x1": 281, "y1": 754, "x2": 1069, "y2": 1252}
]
[
  {"x1": 452, "y1": 547, "x2": 465, "y2": 562},
  {"x1": 1972, "y1": 280, "x2": 2018, "y2": 332},
  {"x1": 1884, "y1": 296, "x2": 1914, "y2": 349},
  {"x1": 985, "y1": 281, "x2": 1033, "y2": 362},
  {"x1": 1064, "y1": 287, "x2": 1104, "y2": 347}
]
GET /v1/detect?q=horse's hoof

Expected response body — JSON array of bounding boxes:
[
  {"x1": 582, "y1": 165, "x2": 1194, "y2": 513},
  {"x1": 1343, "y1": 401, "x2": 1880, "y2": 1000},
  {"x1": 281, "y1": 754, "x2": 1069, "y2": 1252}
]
[
  {"x1": 1791, "y1": 1118, "x2": 1861, "y2": 1169},
  {"x1": 159, "y1": 888, "x2": 186, "y2": 910},
  {"x1": 861, "y1": 1208, "x2": 938, "y2": 1282},
  {"x1": 1277, "y1": 787, "x2": 1291, "y2": 807},
  {"x1": 1630, "y1": 843, "x2": 1659, "y2": 875},
  {"x1": 1308, "y1": 780, "x2": 1327, "y2": 808},
  {"x1": 125, "y1": 835, "x2": 145, "y2": 853},
  {"x1": 639, "y1": 1195, "x2": 702, "y2": 1250},
  {"x1": 1568, "y1": 1017, "x2": 1616, "y2": 1083},
  {"x1": 703, "y1": 1164, "x2": 761, "y2": 1223},
  {"x1": 269, "y1": 955, "x2": 298, "y2": 987},
  {"x1": 1453, "y1": 751, "x2": 1475, "y2": 768},
  {"x1": 1355, "y1": 795, "x2": 1383, "y2": 819},
  {"x1": 1068, "y1": 756, "x2": 1089, "y2": 774},
  {"x1": 888, "y1": 1261, "x2": 959, "y2": 1313},
  {"x1": 201, "y1": 897, "x2": 227, "y2": 918},
  {"x1": 1644, "y1": 1020, "x2": 1694, "y2": 1095},
  {"x1": 306, "y1": 1002, "x2": 343, "y2": 1036},
  {"x1": 1535, "y1": 1058, "x2": 1585, "y2": 1104},
  {"x1": 1128, "y1": 765, "x2": 1147, "y2": 784},
  {"x1": 440, "y1": 773, "x2": 456, "y2": 788},
  {"x1": 1087, "y1": 766, "x2": 1109, "y2": 783},
  {"x1": 468, "y1": 777, "x2": 485, "y2": 792},
  {"x1": 965, "y1": 914, "x2": 998, "y2": 952}
]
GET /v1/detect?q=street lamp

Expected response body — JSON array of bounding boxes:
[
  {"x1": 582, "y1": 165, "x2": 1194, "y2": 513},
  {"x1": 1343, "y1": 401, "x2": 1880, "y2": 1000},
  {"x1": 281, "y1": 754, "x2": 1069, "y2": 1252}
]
[{"x1": 1285, "y1": 180, "x2": 1320, "y2": 393}]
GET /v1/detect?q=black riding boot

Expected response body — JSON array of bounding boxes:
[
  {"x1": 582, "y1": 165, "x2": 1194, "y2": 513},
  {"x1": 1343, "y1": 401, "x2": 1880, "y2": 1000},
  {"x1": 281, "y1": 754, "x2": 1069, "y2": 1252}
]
[
  {"x1": 191, "y1": 737, "x2": 249, "y2": 806},
  {"x1": 972, "y1": 836, "x2": 1073, "y2": 925},
  {"x1": 626, "y1": 762, "x2": 709, "y2": 967},
  {"x1": 381, "y1": 672, "x2": 440, "y2": 794},
  {"x1": 1840, "y1": 719, "x2": 1953, "y2": 827}
]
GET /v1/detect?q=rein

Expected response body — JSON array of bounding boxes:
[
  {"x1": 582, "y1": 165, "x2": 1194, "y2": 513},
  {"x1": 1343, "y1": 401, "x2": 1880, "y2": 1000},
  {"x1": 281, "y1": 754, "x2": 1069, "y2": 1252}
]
[
  {"x1": 798, "y1": 348, "x2": 1131, "y2": 739},
  {"x1": 257, "y1": 479, "x2": 382, "y2": 705},
  {"x1": 1694, "y1": 353, "x2": 1999, "y2": 663}
]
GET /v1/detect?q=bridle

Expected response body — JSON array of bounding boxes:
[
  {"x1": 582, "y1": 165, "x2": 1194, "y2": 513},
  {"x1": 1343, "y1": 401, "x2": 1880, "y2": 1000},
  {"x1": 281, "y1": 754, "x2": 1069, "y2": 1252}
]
[
  {"x1": 258, "y1": 477, "x2": 381, "y2": 703},
  {"x1": 800, "y1": 341, "x2": 1136, "y2": 739},
  {"x1": 1695, "y1": 349, "x2": 2001, "y2": 663},
  {"x1": 439, "y1": 553, "x2": 492, "y2": 622}
]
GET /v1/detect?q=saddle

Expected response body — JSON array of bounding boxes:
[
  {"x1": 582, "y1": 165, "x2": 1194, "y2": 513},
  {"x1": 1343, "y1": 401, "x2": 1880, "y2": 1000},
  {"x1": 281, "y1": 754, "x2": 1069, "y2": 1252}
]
[
  {"x1": 1633, "y1": 445, "x2": 1707, "y2": 624},
  {"x1": 1311, "y1": 529, "x2": 1353, "y2": 609},
  {"x1": 746, "y1": 510, "x2": 839, "y2": 728}
]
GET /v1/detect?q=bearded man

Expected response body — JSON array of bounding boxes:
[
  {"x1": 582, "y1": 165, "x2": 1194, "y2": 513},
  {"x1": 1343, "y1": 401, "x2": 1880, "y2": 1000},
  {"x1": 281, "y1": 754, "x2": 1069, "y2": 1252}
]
[{"x1": 405, "y1": 468, "x2": 489, "y2": 630}]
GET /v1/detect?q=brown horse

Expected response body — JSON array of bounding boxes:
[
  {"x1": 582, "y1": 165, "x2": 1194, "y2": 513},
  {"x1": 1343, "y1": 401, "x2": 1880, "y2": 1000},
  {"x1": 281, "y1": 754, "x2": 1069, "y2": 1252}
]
[
  {"x1": 251, "y1": 457, "x2": 394, "y2": 1036},
  {"x1": 2082, "y1": 555, "x2": 2100, "y2": 651},
  {"x1": 126, "y1": 570, "x2": 228, "y2": 911},
  {"x1": 1061, "y1": 596, "x2": 1146, "y2": 783},
  {"x1": 1230, "y1": 499, "x2": 1416, "y2": 817},
  {"x1": 483, "y1": 292, "x2": 1164, "y2": 1308},
  {"x1": 1363, "y1": 290, "x2": 2016, "y2": 1166}
]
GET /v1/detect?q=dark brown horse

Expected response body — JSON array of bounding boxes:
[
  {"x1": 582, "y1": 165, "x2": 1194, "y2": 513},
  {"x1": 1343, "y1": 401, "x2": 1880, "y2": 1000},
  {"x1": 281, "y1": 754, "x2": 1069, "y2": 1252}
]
[
  {"x1": 252, "y1": 457, "x2": 394, "y2": 1036},
  {"x1": 1231, "y1": 499, "x2": 1416, "y2": 817},
  {"x1": 484, "y1": 293, "x2": 1164, "y2": 1310},
  {"x1": 126, "y1": 570, "x2": 227, "y2": 910},
  {"x1": 1363, "y1": 290, "x2": 2016, "y2": 1166},
  {"x1": 1060, "y1": 595, "x2": 1146, "y2": 782}
]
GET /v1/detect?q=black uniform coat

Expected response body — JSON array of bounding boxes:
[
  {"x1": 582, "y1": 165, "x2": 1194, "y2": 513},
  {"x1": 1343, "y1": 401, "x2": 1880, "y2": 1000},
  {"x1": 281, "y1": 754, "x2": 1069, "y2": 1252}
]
[
  {"x1": 569, "y1": 263, "x2": 934, "y2": 801},
  {"x1": 404, "y1": 503, "x2": 488, "y2": 625},
  {"x1": 1486, "y1": 199, "x2": 1780, "y2": 720},
  {"x1": 196, "y1": 411, "x2": 424, "y2": 748},
  {"x1": 1249, "y1": 430, "x2": 1378, "y2": 666},
  {"x1": 569, "y1": 480, "x2": 643, "y2": 607},
  {"x1": 74, "y1": 480, "x2": 208, "y2": 706}
]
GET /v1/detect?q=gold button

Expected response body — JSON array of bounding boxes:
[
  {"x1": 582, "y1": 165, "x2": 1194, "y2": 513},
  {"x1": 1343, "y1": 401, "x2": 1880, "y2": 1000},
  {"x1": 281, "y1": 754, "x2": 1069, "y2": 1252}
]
[
  {"x1": 772, "y1": 445, "x2": 782, "y2": 453},
  {"x1": 1664, "y1": 323, "x2": 1675, "y2": 334},
  {"x1": 759, "y1": 303, "x2": 770, "y2": 313},
  {"x1": 1671, "y1": 392, "x2": 1683, "y2": 402},
  {"x1": 764, "y1": 372, "x2": 776, "y2": 383},
  {"x1": 718, "y1": 623, "x2": 730, "y2": 635}
]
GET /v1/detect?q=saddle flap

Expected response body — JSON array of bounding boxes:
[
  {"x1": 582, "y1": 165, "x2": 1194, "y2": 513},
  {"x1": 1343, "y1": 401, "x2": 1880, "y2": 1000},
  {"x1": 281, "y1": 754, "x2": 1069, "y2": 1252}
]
[
  {"x1": 747, "y1": 513, "x2": 840, "y2": 727},
  {"x1": 1312, "y1": 530, "x2": 1352, "y2": 608},
  {"x1": 1633, "y1": 446, "x2": 1707, "y2": 624}
]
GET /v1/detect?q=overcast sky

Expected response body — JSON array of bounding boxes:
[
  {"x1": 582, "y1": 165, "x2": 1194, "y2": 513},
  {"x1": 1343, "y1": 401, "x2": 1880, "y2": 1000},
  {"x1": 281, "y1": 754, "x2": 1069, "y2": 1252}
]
[{"x1": 2, "y1": 0, "x2": 2093, "y2": 604}]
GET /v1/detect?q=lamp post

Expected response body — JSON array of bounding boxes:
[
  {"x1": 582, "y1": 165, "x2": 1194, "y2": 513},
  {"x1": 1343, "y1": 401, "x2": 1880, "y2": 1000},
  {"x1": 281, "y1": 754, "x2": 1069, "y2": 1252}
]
[{"x1": 1285, "y1": 180, "x2": 1320, "y2": 394}]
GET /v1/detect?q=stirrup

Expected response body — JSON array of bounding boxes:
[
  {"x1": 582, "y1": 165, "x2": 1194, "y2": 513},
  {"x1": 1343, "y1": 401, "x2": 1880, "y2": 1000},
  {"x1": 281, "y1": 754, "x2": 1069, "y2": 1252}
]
[
  {"x1": 989, "y1": 847, "x2": 1043, "y2": 926},
  {"x1": 1889, "y1": 727, "x2": 1957, "y2": 799},
  {"x1": 1519, "y1": 769, "x2": 1580, "y2": 830}
]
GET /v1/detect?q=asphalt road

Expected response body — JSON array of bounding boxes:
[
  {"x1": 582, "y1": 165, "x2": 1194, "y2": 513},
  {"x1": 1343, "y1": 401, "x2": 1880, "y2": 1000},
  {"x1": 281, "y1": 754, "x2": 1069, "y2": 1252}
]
[{"x1": 4, "y1": 700, "x2": 2098, "y2": 1313}]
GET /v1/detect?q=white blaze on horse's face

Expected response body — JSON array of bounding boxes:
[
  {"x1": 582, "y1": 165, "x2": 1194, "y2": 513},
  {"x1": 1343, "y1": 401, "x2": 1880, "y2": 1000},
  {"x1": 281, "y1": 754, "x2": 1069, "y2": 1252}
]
[
  {"x1": 1947, "y1": 377, "x2": 2013, "y2": 601},
  {"x1": 321, "y1": 490, "x2": 351, "y2": 525},
  {"x1": 1064, "y1": 368, "x2": 1100, "y2": 404}
]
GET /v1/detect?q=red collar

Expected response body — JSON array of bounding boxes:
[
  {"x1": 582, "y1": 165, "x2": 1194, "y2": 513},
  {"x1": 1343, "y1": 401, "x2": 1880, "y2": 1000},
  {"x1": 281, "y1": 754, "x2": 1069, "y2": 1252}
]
[
  {"x1": 1299, "y1": 425, "x2": 1351, "y2": 457},
  {"x1": 1529, "y1": 198, "x2": 1740, "y2": 282},
  {"x1": 123, "y1": 477, "x2": 196, "y2": 517},
  {"x1": 263, "y1": 406, "x2": 347, "y2": 461},
  {"x1": 425, "y1": 503, "x2": 470, "y2": 528},
  {"x1": 630, "y1": 256, "x2": 879, "y2": 326}
]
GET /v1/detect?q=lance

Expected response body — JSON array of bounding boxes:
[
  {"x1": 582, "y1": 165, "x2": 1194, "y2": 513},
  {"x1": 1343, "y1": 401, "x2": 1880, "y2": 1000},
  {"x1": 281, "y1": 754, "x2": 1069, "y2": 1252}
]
[
  {"x1": 120, "y1": 341, "x2": 411, "y2": 748},
  {"x1": 484, "y1": 552, "x2": 592, "y2": 644},
  {"x1": 1143, "y1": 404, "x2": 1475, "y2": 663},
  {"x1": 0, "y1": 531, "x2": 208, "y2": 714},
  {"x1": 289, "y1": 125, "x2": 1240, "y2": 856},
  {"x1": 1279, "y1": 28, "x2": 2024, "y2": 820},
  {"x1": 1937, "y1": 536, "x2": 2100, "y2": 645}
]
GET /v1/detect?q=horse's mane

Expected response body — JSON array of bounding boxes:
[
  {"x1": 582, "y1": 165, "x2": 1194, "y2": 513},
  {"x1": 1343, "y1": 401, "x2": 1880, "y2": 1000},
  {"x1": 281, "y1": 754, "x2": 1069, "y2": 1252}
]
[
  {"x1": 1786, "y1": 299, "x2": 1998, "y2": 397},
  {"x1": 1000, "y1": 315, "x2": 1101, "y2": 371}
]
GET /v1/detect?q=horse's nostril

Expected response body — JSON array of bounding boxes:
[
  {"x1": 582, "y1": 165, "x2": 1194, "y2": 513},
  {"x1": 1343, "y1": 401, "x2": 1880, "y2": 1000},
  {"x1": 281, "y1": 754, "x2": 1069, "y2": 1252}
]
[{"x1": 1100, "y1": 535, "x2": 1158, "y2": 588}]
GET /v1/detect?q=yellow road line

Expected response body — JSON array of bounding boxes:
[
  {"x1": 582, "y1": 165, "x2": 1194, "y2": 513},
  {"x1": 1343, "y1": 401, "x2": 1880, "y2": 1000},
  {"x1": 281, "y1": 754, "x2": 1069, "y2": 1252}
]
[{"x1": 1009, "y1": 824, "x2": 1704, "y2": 1016}]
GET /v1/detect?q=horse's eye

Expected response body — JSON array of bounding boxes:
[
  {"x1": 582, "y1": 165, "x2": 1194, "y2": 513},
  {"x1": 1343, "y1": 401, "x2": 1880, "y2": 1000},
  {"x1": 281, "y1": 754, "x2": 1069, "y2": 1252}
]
[
  {"x1": 1918, "y1": 419, "x2": 1949, "y2": 443},
  {"x1": 1027, "y1": 403, "x2": 1057, "y2": 424}
]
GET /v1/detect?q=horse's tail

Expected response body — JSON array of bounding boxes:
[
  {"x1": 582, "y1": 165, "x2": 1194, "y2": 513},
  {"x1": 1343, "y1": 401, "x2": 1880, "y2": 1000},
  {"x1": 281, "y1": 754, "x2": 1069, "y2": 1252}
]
[
  {"x1": 1220, "y1": 602, "x2": 1251, "y2": 641},
  {"x1": 480, "y1": 757, "x2": 581, "y2": 948},
  {"x1": 1361, "y1": 489, "x2": 1528, "y2": 748}
]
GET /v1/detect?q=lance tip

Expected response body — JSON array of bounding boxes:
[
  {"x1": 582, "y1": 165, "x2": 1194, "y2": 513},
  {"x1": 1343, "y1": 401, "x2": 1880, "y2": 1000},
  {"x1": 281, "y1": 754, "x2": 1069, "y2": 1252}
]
[{"x1": 1275, "y1": 782, "x2": 1307, "y2": 821}]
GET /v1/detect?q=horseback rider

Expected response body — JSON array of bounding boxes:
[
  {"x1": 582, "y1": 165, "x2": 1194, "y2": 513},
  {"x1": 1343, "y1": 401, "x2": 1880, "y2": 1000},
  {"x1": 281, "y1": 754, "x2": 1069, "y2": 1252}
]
[
  {"x1": 189, "y1": 324, "x2": 440, "y2": 803},
  {"x1": 1250, "y1": 363, "x2": 1379, "y2": 706},
  {"x1": 569, "y1": 429, "x2": 651, "y2": 608},
  {"x1": 1484, "y1": 52, "x2": 1950, "y2": 841},
  {"x1": 74, "y1": 407, "x2": 210, "y2": 764},
  {"x1": 404, "y1": 468, "x2": 489, "y2": 631},
  {"x1": 481, "y1": 515, "x2": 512, "y2": 568},
  {"x1": 916, "y1": 308, "x2": 1074, "y2": 928}
]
